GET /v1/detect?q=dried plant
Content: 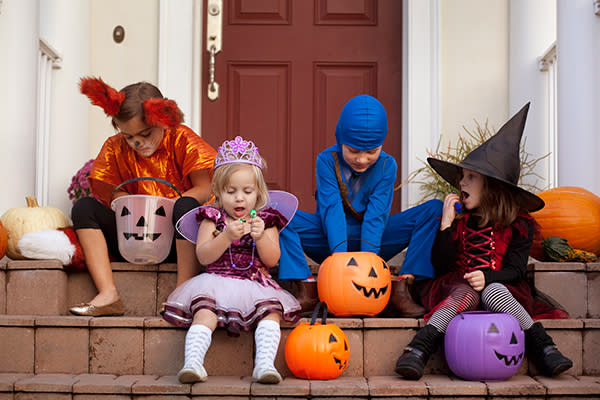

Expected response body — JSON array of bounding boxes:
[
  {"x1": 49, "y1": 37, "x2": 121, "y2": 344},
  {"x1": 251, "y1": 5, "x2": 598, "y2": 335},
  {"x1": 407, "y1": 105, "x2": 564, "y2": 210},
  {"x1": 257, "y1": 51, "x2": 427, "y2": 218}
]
[{"x1": 402, "y1": 120, "x2": 550, "y2": 205}]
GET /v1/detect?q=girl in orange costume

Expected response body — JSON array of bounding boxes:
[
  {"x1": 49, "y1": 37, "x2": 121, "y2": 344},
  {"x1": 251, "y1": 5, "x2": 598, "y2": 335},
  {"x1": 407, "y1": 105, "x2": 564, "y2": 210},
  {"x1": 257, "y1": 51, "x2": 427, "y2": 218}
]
[{"x1": 69, "y1": 77, "x2": 216, "y2": 317}]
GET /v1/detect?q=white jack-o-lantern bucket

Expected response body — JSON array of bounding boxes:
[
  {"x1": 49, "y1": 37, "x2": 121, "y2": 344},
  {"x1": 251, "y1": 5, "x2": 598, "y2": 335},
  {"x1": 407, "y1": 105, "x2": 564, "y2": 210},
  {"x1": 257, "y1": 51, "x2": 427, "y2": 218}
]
[{"x1": 110, "y1": 177, "x2": 180, "y2": 264}]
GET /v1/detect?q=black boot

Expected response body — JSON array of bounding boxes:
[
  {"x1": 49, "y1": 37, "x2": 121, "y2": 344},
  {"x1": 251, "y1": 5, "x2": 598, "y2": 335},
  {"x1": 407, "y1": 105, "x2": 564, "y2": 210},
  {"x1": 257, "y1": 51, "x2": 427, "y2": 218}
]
[
  {"x1": 395, "y1": 324, "x2": 444, "y2": 380},
  {"x1": 525, "y1": 322, "x2": 572, "y2": 376}
]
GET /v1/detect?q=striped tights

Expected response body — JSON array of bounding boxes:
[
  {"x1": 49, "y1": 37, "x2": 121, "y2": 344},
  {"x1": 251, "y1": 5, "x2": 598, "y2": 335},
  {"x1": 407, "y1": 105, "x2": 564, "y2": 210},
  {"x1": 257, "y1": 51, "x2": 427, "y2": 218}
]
[{"x1": 428, "y1": 282, "x2": 533, "y2": 333}]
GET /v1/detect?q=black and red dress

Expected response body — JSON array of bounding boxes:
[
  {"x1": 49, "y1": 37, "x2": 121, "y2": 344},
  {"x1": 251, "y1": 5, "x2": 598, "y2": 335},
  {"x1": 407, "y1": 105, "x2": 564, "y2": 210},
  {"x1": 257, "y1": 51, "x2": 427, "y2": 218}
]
[{"x1": 417, "y1": 212, "x2": 568, "y2": 321}]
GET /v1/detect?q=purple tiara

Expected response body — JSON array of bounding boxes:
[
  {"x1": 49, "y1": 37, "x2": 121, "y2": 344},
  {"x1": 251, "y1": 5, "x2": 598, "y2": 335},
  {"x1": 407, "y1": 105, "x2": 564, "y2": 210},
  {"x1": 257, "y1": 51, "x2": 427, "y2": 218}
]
[{"x1": 214, "y1": 136, "x2": 262, "y2": 169}]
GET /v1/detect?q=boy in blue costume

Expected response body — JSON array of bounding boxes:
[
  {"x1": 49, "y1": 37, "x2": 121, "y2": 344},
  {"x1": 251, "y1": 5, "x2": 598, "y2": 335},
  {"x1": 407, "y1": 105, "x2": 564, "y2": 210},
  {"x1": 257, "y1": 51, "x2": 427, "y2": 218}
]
[{"x1": 279, "y1": 94, "x2": 443, "y2": 316}]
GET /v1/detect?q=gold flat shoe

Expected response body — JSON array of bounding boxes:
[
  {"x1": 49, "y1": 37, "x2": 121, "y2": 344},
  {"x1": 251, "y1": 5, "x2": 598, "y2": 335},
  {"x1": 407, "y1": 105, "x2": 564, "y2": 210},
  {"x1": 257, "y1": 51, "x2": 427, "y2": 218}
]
[{"x1": 69, "y1": 299, "x2": 125, "y2": 317}]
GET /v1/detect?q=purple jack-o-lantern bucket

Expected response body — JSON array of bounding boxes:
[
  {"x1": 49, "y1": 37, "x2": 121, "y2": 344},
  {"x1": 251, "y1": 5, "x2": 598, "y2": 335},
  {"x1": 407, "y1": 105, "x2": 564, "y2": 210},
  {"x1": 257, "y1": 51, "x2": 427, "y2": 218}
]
[
  {"x1": 444, "y1": 311, "x2": 524, "y2": 381},
  {"x1": 111, "y1": 178, "x2": 180, "y2": 265}
]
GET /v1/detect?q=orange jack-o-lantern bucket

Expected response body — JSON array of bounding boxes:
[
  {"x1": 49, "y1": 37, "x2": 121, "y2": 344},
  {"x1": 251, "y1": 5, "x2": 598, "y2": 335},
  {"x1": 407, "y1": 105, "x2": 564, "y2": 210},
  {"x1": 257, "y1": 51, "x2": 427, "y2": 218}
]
[
  {"x1": 111, "y1": 177, "x2": 180, "y2": 264},
  {"x1": 285, "y1": 302, "x2": 350, "y2": 379},
  {"x1": 317, "y1": 248, "x2": 391, "y2": 317}
]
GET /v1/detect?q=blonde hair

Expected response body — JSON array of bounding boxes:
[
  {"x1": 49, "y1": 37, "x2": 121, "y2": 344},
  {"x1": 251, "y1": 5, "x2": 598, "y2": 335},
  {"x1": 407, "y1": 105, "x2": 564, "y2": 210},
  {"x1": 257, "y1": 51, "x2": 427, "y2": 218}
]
[{"x1": 212, "y1": 160, "x2": 269, "y2": 210}]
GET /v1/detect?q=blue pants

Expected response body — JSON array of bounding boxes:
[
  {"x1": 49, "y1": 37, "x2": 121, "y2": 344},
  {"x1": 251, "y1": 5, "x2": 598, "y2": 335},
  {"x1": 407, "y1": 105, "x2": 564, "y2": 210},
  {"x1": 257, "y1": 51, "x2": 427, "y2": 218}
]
[{"x1": 278, "y1": 199, "x2": 443, "y2": 280}]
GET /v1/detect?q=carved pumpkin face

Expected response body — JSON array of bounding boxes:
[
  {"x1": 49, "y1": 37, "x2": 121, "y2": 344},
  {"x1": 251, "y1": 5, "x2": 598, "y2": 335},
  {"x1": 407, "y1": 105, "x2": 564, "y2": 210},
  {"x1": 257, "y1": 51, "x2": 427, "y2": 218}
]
[
  {"x1": 317, "y1": 252, "x2": 391, "y2": 316},
  {"x1": 444, "y1": 311, "x2": 524, "y2": 381},
  {"x1": 119, "y1": 204, "x2": 167, "y2": 241},
  {"x1": 285, "y1": 320, "x2": 350, "y2": 380},
  {"x1": 112, "y1": 195, "x2": 175, "y2": 264}
]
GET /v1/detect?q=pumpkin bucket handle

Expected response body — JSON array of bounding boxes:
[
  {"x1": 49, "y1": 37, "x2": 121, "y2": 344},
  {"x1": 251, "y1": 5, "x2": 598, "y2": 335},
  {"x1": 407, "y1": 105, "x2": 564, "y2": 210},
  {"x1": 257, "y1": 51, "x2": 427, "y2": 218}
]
[
  {"x1": 310, "y1": 301, "x2": 329, "y2": 325},
  {"x1": 331, "y1": 238, "x2": 380, "y2": 253},
  {"x1": 114, "y1": 177, "x2": 182, "y2": 197}
]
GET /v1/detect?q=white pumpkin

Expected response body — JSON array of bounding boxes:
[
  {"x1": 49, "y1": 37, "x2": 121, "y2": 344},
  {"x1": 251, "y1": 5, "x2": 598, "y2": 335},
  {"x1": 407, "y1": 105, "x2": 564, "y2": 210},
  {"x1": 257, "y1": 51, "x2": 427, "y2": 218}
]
[{"x1": 0, "y1": 196, "x2": 71, "y2": 259}]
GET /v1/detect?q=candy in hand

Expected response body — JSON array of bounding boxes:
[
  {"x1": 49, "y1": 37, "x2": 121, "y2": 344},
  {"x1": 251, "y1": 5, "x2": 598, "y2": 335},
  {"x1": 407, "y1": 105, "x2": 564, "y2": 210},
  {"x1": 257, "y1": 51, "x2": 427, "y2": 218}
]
[
  {"x1": 240, "y1": 209, "x2": 257, "y2": 222},
  {"x1": 454, "y1": 203, "x2": 462, "y2": 214}
]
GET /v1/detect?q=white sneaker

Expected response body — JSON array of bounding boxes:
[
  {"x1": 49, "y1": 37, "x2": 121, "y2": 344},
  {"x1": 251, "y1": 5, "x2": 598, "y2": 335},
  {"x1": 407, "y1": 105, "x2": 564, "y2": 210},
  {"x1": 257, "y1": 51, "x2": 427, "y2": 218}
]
[
  {"x1": 252, "y1": 367, "x2": 282, "y2": 384},
  {"x1": 177, "y1": 365, "x2": 207, "y2": 383}
]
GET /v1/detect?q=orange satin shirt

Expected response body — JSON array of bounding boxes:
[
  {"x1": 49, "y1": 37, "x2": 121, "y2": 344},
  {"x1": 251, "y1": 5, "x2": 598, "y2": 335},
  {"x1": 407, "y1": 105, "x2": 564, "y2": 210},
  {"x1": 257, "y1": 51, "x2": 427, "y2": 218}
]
[{"x1": 89, "y1": 125, "x2": 216, "y2": 207}]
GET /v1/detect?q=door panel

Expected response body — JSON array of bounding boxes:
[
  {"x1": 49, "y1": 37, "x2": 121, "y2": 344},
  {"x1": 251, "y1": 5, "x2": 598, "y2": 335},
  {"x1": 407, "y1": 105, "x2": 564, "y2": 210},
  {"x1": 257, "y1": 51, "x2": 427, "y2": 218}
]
[
  {"x1": 229, "y1": 0, "x2": 290, "y2": 24},
  {"x1": 202, "y1": 0, "x2": 402, "y2": 213},
  {"x1": 313, "y1": 62, "x2": 378, "y2": 155},
  {"x1": 227, "y1": 62, "x2": 290, "y2": 190},
  {"x1": 315, "y1": 0, "x2": 377, "y2": 25}
]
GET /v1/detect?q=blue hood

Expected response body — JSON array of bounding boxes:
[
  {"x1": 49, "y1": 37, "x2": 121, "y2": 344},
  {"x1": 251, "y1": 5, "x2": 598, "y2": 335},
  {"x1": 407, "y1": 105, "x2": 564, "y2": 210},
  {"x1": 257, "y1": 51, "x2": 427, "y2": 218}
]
[{"x1": 335, "y1": 94, "x2": 388, "y2": 151}]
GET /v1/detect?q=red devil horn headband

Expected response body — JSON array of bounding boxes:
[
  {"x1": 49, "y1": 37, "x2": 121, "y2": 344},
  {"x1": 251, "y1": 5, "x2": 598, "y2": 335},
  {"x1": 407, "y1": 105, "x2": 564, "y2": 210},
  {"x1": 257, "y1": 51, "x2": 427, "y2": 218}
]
[
  {"x1": 80, "y1": 76, "x2": 183, "y2": 128},
  {"x1": 143, "y1": 98, "x2": 183, "y2": 128},
  {"x1": 79, "y1": 77, "x2": 124, "y2": 117}
]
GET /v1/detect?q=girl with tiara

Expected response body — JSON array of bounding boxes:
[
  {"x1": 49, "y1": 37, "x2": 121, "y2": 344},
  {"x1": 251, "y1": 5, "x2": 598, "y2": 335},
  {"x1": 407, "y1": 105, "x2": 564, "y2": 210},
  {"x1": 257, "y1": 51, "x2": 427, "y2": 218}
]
[{"x1": 163, "y1": 136, "x2": 301, "y2": 384}]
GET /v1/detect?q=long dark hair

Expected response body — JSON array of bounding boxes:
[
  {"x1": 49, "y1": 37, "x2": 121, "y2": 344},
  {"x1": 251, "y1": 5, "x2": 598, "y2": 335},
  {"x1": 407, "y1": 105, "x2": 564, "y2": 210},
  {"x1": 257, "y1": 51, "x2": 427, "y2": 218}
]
[{"x1": 473, "y1": 175, "x2": 521, "y2": 228}]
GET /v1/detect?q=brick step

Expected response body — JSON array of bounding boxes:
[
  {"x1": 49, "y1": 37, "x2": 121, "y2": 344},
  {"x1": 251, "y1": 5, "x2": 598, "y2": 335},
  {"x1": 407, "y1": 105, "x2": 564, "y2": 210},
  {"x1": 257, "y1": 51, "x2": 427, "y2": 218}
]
[
  {"x1": 1, "y1": 315, "x2": 598, "y2": 378},
  {"x1": 0, "y1": 260, "x2": 178, "y2": 317},
  {"x1": 1, "y1": 259, "x2": 599, "y2": 319},
  {"x1": 1, "y1": 373, "x2": 599, "y2": 399}
]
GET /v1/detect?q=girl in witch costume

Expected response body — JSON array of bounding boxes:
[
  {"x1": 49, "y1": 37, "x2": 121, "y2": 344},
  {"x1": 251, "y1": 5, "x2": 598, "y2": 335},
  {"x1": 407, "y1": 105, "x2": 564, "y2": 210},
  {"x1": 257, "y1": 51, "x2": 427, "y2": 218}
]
[
  {"x1": 68, "y1": 77, "x2": 216, "y2": 317},
  {"x1": 395, "y1": 103, "x2": 572, "y2": 380},
  {"x1": 162, "y1": 136, "x2": 301, "y2": 384},
  {"x1": 278, "y1": 94, "x2": 443, "y2": 317}
]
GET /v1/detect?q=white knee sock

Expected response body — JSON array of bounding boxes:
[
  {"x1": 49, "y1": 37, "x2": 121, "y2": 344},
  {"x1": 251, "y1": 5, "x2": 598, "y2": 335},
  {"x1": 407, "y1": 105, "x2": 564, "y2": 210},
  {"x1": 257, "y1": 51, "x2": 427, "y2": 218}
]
[
  {"x1": 252, "y1": 319, "x2": 282, "y2": 383},
  {"x1": 179, "y1": 324, "x2": 212, "y2": 382}
]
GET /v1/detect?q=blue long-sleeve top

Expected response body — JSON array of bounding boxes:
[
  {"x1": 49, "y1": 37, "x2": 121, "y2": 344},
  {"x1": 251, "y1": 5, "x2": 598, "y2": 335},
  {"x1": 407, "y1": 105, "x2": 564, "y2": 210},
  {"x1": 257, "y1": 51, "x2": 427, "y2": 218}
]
[{"x1": 315, "y1": 145, "x2": 397, "y2": 254}]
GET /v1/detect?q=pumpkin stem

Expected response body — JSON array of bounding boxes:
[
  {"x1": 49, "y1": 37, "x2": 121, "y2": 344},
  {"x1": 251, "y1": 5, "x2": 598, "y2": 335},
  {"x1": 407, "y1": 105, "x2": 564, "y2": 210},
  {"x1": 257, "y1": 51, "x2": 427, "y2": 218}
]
[{"x1": 26, "y1": 196, "x2": 39, "y2": 208}]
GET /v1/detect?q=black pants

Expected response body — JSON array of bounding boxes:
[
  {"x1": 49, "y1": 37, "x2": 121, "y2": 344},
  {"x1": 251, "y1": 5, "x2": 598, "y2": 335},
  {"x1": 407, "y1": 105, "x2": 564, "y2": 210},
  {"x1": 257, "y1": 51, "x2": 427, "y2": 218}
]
[{"x1": 71, "y1": 196, "x2": 200, "y2": 262}]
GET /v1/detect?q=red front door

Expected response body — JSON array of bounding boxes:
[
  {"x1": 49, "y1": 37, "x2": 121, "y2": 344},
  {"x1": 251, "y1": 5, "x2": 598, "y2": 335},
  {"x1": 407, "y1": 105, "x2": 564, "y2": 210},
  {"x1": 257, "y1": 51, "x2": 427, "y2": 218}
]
[{"x1": 202, "y1": 0, "x2": 403, "y2": 213}]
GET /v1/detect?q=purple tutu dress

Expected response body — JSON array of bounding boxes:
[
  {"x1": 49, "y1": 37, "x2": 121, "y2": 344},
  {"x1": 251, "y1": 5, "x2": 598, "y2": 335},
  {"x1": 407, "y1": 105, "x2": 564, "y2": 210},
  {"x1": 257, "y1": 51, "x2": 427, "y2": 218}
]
[{"x1": 163, "y1": 206, "x2": 302, "y2": 336}]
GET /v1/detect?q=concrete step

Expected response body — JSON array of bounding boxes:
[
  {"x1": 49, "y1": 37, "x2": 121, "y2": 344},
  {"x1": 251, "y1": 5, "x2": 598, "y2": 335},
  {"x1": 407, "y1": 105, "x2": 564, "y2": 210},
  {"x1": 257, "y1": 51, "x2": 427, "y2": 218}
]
[
  {"x1": 1, "y1": 258, "x2": 600, "y2": 319},
  {"x1": 1, "y1": 373, "x2": 599, "y2": 399},
  {"x1": 0, "y1": 315, "x2": 598, "y2": 378}
]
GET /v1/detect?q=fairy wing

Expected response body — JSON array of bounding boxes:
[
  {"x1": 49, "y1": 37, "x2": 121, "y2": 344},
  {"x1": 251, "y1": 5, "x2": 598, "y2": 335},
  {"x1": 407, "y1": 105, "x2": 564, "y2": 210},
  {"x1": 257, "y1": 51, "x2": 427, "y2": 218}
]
[{"x1": 176, "y1": 190, "x2": 299, "y2": 243}]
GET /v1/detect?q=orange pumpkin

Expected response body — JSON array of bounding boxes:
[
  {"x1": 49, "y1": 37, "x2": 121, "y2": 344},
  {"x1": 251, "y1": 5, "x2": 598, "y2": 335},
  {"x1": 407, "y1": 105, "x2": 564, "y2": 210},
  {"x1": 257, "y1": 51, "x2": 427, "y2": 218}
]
[
  {"x1": 317, "y1": 251, "x2": 391, "y2": 316},
  {"x1": 285, "y1": 302, "x2": 350, "y2": 379},
  {"x1": 0, "y1": 220, "x2": 7, "y2": 259},
  {"x1": 530, "y1": 186, "x2": 600, "y2": 258}
]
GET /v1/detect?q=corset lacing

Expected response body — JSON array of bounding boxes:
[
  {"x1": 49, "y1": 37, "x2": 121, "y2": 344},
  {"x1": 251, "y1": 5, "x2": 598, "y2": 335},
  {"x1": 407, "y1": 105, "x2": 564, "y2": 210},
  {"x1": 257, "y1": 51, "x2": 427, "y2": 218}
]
[{"x1": 458, "y1": 225, "x2": 498, "y2": 271}]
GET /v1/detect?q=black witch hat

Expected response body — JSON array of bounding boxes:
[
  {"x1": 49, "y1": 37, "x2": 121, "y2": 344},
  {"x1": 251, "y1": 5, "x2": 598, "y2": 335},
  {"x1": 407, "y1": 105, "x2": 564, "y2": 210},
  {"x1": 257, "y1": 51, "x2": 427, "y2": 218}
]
[{"x1": 427, "y1": 102, "x2": 544, "y2": 212}]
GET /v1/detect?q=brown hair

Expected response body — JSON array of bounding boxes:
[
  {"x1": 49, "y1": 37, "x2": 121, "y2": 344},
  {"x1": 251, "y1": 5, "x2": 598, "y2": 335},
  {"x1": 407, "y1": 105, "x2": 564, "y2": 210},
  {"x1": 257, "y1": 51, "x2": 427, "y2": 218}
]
[
  {"x1": 111, "y1": 82, "x2": 183, "y2": 128},
  {"x1": 467, "y1": 175, "x2": 521, "y2": 229},
  {"x1": 212, "y1": 160, "x2": 269, "y2": 211}
]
